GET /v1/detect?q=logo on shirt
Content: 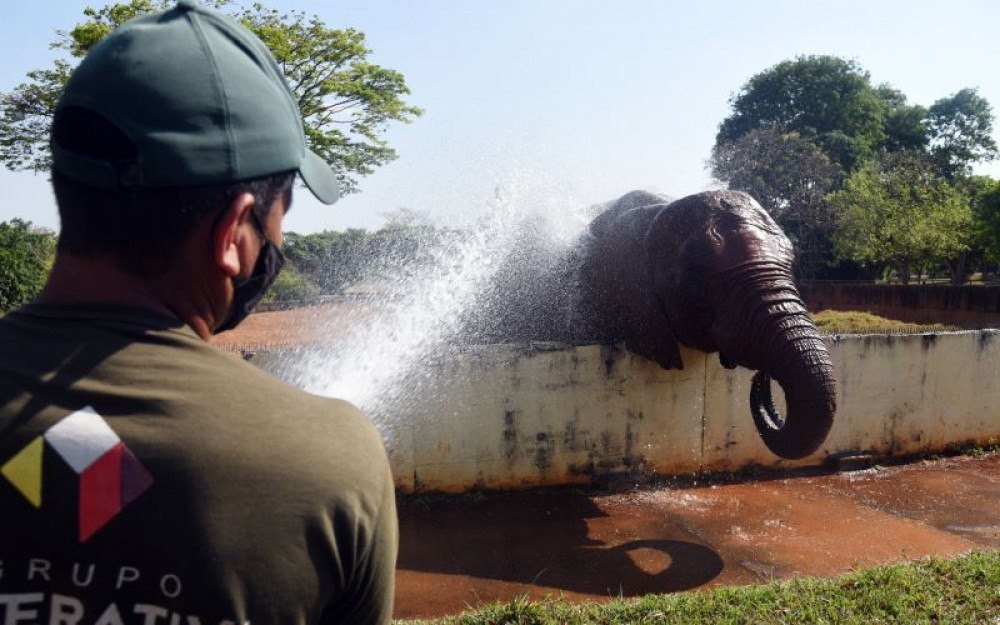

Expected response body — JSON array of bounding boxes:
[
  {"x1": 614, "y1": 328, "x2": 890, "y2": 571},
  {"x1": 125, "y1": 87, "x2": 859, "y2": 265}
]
[{"x1": 1, "y1": 406, "x2": 154, "y2": 542}]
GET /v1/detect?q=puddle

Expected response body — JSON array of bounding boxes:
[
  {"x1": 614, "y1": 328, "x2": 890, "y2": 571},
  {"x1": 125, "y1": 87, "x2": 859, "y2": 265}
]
[
  {"x1": 947, "y1": 525, "x2": 1000, "y2": 534},
  {"x1": 395, "y1": 453, "x2": 1000, "y2": 619}
]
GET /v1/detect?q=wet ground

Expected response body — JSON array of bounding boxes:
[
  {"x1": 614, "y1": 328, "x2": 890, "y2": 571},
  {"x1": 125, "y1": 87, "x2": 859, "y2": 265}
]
[
  {"x1": 211, "y1": 302, "x2": 377, "y2": 350},
  {"x1": 394, "y1": 452, "x2": 1000, "y2": 620}
]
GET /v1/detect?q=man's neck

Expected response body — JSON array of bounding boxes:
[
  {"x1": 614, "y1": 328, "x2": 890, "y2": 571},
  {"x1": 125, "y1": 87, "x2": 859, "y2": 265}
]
[{"x1": 37, "y1": 254, "x2": 216, "y2": 340}]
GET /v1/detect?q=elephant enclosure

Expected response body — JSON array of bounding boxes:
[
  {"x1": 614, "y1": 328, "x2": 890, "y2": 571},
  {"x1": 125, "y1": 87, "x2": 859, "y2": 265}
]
[
  {"x1": 393, "y1": 452, "x2": 1000, "y2": 619},
  {"x1": 223, "y1": 305, "x2": 1000, "y2": 618},
  {"x1": 247, "y1": 329, "x2": 1000, "y2": 493}
]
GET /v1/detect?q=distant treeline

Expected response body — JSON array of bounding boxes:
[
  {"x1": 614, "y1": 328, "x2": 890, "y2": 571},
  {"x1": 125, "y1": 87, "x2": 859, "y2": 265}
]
[
  {"x1": 269, "y1": 217, "x2": 462, "y2": 303},
  {"x1": 709, "y1": 55, "x2": 999, "y2": 286}
]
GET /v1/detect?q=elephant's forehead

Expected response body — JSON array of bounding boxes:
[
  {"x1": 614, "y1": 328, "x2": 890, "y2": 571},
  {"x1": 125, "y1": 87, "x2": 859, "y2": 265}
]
[
  {"x1": 723, "y1": 201, "x2": 782, "y2": 232},
  {"x1": 709, "y1": 219, "x2": 793, "y2": 259},
  {"x1": 708, "y1": 208, "x2": 787, "y2": 239}
]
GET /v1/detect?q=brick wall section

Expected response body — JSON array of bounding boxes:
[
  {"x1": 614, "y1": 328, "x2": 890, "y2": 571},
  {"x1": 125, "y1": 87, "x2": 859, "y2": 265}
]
[{"x1": 801, "y1": 283, "x2": 1000, "y2": 328}]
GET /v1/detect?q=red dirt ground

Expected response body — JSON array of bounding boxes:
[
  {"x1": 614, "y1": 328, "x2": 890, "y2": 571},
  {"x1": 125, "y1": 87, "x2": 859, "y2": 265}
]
[
  {"x1": 393, "y1": 452, "x2": 1000, "y2": 619},
  {"x1": 210, "y1": 302, "x2": 377, "y2": 351}
]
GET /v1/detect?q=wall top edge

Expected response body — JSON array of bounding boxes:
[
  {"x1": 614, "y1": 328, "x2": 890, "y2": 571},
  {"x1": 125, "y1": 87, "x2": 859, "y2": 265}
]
[{"x1": 239, "y1": 329, "x2": 1000, "y2": 358}]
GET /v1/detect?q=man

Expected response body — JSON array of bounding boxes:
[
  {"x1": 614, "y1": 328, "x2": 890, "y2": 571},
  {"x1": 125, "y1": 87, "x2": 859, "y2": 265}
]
[{"x1": 0, "y1": 2, "x2": 397, "y2": 623}]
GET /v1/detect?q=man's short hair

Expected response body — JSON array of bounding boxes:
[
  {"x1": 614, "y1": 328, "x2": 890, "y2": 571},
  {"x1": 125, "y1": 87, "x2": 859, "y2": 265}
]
[{"x1": 51, "y1": 107, "x2": 295, "y2": 277}]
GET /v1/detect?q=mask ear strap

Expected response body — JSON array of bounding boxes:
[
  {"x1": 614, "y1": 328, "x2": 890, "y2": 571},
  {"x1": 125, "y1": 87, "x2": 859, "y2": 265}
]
[
  {"x1": 208, "y1": 201, "x2": 239, "y2": 253},
  {"x1": 247, "y1": 207, "x2": 271, "y2": 244},
  {"x1": 210, "y1": 194, "x2": 268, "y2": 244}
]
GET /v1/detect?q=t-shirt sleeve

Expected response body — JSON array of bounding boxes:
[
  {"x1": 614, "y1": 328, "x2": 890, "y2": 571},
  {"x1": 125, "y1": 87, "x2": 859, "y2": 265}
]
[{"x1": 321, "y1": 448, "x2": 399, "y2": 625}]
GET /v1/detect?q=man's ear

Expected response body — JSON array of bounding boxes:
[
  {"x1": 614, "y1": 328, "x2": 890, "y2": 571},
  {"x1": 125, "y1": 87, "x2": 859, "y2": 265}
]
[{"x1": 212, "y1": 192, "x2": 257, "y2": 278}]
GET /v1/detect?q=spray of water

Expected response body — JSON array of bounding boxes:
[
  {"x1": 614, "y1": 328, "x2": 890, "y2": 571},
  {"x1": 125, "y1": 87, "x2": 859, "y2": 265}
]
[{"x1": 273, "y1": 171, "x2": 592, "y2": 444}]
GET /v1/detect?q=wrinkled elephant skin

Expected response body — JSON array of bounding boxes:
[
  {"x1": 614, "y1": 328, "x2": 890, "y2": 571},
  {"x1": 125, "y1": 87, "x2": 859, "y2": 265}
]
[{"x1": 579, "y1": 190, "x2": 836, "y2": 460}]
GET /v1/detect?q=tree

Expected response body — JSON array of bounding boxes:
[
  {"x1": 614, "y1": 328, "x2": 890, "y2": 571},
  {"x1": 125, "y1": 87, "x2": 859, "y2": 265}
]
[
  {"x1": 0, "y1": 220, "x2": 57, "y2": 312},
  {"x1": 829, "y1": 152, "x2": 972, "y2": 285},
  {"x1": 0, "y1": 0, "x2": 421, "y2": 194},
  {"x1": 874, "y1": 85, "x2": 929, "y2": 153},
  {"x1": 263, "y1": 265, "x2": 319, "y2": 303},
  {"x1": 716, "y1": 55, "x2": 886, "y2": 172},
  {"x1": 709, "y1": 126, "x2": 843, "y2": 278},
  {"x1": 282, "y1": 228, "x2": 372, "y2": 295},
  {"x1": 961, "y1": 175, "x2": 1000, "y2": 277},
  {"x1": 927, "y1": 88, "x2": 998, "y2": 180},
  {"x1": 713, "y1": 57, "x2": 999, "y2": 280},
  {"x1": 277, "y1": 220, "x2": 459, "y2": 303}
]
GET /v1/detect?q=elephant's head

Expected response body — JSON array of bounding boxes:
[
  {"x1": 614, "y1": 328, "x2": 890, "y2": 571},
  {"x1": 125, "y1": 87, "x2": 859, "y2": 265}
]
[{"x1": 643, "y1": 190, "x2": 836, "y2": 460}]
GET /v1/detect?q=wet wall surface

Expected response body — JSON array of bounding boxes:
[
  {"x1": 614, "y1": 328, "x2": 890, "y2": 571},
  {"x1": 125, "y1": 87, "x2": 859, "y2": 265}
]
[
  {"x1": 246, "y1": 332, "x2": 1000, "y2": 494},
  {"x1": 394, "y1": 452, "x2": 1000, "y2": 619}
]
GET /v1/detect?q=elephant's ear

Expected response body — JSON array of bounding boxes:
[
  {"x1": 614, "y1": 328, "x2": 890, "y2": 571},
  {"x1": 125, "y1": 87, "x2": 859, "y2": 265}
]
[
  {"x1": 640, "y1": 210, "x2": 690, "y2": 372},
  {"x1": 626, "y1": 264, "x2": 686, "y2": 371},
  {"x1": 625, "y1": 295, "x2": 684, "y2": 369},
  {"x1": 627, "y1": 328, "x2": 685, "y2": 371}
]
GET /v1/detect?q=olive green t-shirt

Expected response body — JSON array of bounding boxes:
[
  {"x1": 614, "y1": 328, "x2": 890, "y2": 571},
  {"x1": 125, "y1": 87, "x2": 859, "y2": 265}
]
[{"x1": 0, "y1": 304, "x2": 397, "y2": 625}]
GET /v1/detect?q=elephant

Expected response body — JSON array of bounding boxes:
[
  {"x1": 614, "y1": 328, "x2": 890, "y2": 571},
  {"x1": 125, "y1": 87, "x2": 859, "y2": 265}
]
[
  {"x1": 575, "y1": 189, "x2": 836, "y2": 460},
  {"x1": 460, "y1": 189, "x2": 836, "y2": 460}
]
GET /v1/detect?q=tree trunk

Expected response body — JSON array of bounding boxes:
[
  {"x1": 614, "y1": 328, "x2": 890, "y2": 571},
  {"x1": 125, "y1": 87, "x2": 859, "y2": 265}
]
[
  {"x1": 948, "y1": 252, "x2": 970, "y2": 286},
  {"x1": 896, "y1": 261, "x2": 911, "y2": 286}
]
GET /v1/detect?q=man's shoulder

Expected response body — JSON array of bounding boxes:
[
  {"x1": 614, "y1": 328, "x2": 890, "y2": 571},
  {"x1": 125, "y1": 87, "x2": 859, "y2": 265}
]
[
  {"x1": 194, "y1": 345, "x2": 377, "y2": 432},
  {"x1": 1, "y1": 306, "x2": 391, "y2": 495},
  {"x1": 180, "y1": 347, "x2": 391, "y2": 491},
  {"x1": 0, "y1": 305, "x2": 391, "y2": 492}
]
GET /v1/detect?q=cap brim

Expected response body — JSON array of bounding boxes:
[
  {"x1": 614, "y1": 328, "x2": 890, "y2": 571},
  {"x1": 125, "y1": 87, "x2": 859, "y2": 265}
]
[{"x1": 299, "y1": 149, "x2": 341, "y2": 205}]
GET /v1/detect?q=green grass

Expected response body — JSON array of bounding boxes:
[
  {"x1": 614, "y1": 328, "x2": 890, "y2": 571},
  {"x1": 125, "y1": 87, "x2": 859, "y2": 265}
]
[
  {"x1": 398, "y1": 551, "x2": 1000, "y2": 624},
  {"x1": 943, "y1": 437, "x2": 1000, "y2": 458},
  {"x1": 812, "y1": 310, "x2": 956, "y2": 335}
]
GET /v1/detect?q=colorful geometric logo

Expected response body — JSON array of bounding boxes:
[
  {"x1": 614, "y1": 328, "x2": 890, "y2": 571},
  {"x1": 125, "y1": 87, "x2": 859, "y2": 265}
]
[{"x1": 1, "y1": 406, "x2": 154, "y2": 542}]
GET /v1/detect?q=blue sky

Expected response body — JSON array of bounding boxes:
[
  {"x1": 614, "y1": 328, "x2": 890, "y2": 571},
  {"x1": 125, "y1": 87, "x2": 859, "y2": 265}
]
[{"x1": 2, "y1": 0, "x2": 999, "y2": 234}]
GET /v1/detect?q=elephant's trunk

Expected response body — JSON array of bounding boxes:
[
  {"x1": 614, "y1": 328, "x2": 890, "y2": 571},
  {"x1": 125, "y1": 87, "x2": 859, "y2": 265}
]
[{"x1": 712, "y1": 265, "x2": 836, "y2": 460}]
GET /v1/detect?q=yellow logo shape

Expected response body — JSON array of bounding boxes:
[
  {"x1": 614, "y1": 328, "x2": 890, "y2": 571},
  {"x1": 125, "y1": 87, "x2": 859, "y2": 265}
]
[{"x1": 1, "y1": 436, "x2": 43, "y2": 508}]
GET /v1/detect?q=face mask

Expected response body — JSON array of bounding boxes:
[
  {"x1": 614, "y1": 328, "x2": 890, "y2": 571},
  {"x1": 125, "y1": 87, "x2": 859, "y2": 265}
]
[{"x1": 215, "y1": 212, "x2": 285, "y2": 334}]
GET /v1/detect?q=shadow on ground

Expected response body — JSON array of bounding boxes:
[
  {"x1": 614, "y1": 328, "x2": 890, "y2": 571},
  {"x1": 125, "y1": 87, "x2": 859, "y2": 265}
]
[{"x1": 397, "y1": 488, "x2": 724, "y2": 608}]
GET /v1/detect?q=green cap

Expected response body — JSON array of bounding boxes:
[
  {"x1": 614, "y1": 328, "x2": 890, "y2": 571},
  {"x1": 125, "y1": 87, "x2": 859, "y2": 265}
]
[{"x1": 51, "y1": 0, "x2": 340, "y2": 204}]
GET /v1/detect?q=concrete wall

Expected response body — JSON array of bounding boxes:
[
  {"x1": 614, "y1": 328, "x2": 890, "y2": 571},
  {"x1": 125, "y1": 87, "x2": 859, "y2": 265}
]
[{"x1": 251, "y1": 331, "x2": 1000, "y2": 493}]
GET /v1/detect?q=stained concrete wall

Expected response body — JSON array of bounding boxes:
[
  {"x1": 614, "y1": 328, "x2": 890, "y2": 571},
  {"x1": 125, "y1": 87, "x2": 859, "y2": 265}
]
[{"x1": 250, "y1": 331, "x2": 1000, "y2": 493}]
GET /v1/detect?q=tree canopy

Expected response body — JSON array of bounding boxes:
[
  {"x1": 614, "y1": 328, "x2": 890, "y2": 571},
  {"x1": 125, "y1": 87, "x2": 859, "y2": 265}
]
[
  {"x1": 714, "y1": 56, "x2": 997, "y2": 182},
  {"x1": 270, "y1": 219, "x2": 458, "y2": 303},
  {"x1": 928, "y1": 88, "x2": 999, "y2": 180},
  {"x1": 712, "y1": 55, "x2": 998, "y2": 282},
  {"x1": 963, "y1": 176, "x2": 1000, "y2": 266},
  {"x1": 716, "y1": 55, "x2": 886, "y2": 172},
  {"x1": 0, "y1": 220, "x2": 57, "y2": 312},
  {"x1": 829, "y1": 153, "x2": 972, "y2": 284},
  {"x1": 875, "y1": 85, "x2": 929, "y2": 153},
  {"x1": 0, "y1": 0, "x2": 422, "y2": 194}
]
